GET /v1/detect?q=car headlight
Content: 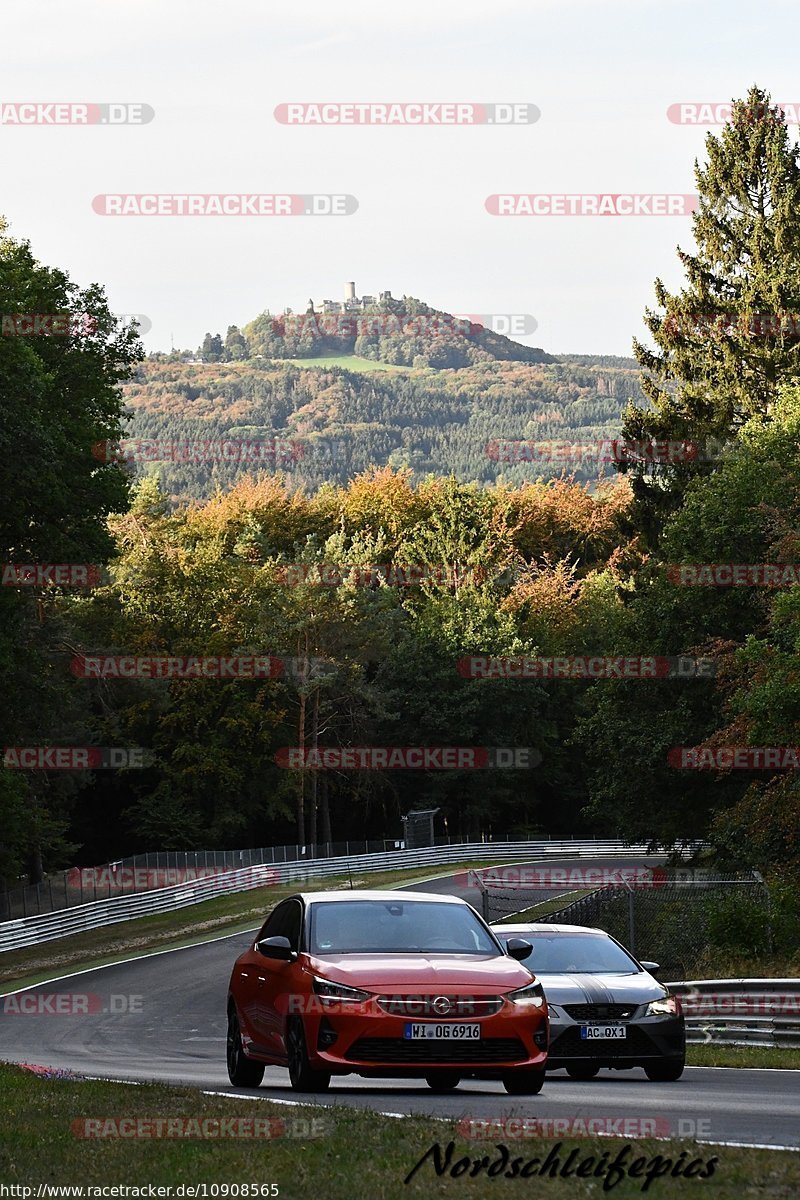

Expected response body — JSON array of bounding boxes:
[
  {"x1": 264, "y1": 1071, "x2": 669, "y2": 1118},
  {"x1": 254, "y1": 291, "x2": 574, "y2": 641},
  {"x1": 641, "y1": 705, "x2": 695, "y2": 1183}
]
[
  {"x1": 312, "y1": 977, "x2": 371, "y2": 1004},
  {"x1": 507, "y1": 980, "x2": 546, "y2": 1008},
  {"x1": 646, "y1": 995, "x2": 682, "y2": 1017}
]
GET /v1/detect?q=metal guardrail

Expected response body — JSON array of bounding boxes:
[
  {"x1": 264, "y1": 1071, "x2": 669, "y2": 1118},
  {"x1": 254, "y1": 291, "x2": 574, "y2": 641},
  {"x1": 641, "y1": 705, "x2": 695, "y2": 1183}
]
[
  {"x1": 668, "y1": 978, "x2": 800, "y2": 1048},
  {"x1": 0, "y1": 839, "x2": 661, "y2": 953}
]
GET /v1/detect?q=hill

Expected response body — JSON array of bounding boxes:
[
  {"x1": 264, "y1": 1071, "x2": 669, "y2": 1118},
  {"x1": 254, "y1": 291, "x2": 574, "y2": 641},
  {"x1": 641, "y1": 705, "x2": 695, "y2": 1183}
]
[
  {"x1": 120, "y1": 354, "x2": 643, "y2": 500},
  {"x1": 201, "y1": 292, "x2": 555, "y2": 370}
]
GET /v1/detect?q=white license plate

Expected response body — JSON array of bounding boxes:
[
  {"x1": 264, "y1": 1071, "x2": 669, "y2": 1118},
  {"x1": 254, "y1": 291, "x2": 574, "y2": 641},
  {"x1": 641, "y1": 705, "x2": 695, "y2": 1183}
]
[
  {"x1": 404, "y1": 1023, "x2": 480, "y2": 1040},
  {"x1": 580, "y1": 1025, "x2": 627, "y2": 1040}
]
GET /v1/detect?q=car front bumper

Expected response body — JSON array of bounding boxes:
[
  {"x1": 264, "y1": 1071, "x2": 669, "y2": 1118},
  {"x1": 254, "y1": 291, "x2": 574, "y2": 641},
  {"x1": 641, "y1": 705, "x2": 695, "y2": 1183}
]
[
  {"x1": 546, "y1": 1013, "x2": 685, "y2": 1069},
  {"x1": 305, "y1": 1003, "x2": 549, "y2": 1077}
]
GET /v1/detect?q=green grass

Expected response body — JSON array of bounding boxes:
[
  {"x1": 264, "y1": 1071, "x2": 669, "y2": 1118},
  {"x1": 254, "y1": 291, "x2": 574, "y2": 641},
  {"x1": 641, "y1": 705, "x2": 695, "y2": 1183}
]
[
  {"x1": 0, "y1": 1064, "x2": 796, "y2": 1197},
  {"x1": 283, "y1": 354, "x2": 414, "y2": 372},
  {"x1": 687, "y1": 1044, "x2": 800, "y2": 1070},
  {"x1": 690, "y1": 950, "x2": 800, "y2": 980},
  {"x1": 493, "y1": 890, "x2": 593, "y2": 923}
]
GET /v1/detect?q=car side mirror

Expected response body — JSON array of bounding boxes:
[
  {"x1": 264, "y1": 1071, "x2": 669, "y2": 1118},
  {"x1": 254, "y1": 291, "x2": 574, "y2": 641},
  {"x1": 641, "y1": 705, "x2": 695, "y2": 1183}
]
[
  {"x1": 506, "y1": 937, "x2": 533, "y2": 961},
  {"x1": 640, "y1": 960, "x2": 660, "y2": 974},
  {"x1": 256, "y1": 935, "x2": 297, "y2": 961}
]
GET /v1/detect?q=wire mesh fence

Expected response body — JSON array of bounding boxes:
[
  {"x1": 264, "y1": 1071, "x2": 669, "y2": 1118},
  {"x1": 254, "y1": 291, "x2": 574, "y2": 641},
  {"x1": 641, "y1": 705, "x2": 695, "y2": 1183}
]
[
  {"x1": 478, "y1": 869, "x2": 770, "y2": 979},
  {"x1": 0, "y1": 831, "x2": 555, "y2": 920},
  {"x1": 0, "y1": 838, "x2": 410, "y2": 920}
]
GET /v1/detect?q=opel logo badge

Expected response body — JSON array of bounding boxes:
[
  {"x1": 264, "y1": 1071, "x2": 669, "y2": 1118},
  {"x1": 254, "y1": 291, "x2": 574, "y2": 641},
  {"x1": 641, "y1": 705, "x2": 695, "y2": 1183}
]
[{"x1": 432, "y1": 996, "x2": 451, "y2": 1015}]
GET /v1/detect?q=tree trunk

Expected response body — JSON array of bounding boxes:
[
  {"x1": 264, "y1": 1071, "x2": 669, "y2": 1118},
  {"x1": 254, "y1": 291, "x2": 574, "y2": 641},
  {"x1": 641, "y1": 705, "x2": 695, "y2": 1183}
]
[
  {"x1": 28, "y1": 843, "x2": 44, "y2": 886},
  {"x1": 320, "y1": 772, "x2": 332, "y2": 845},
  {"x1": 308, "y1": 688, "x2": 319, "y2": 853},
  {"x1": 296, "y1": 689, "x2": 306, "y2": 846}
]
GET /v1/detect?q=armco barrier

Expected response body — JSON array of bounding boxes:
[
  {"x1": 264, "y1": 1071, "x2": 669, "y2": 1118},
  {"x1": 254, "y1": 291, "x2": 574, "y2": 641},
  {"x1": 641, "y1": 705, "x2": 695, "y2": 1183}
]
[
  {"x1": 669, "y1": 979, "x2": 800, "y2": 1049},
  {"x1": 0, "y1": 839, "x2": 669, "y2": 953}
]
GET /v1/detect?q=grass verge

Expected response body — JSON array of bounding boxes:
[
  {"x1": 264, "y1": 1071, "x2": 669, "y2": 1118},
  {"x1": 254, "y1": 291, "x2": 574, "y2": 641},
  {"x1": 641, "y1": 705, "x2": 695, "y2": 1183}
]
[
  {"x1": 492, "y1": 890, "x2": 593, "y2": 923},
  {"x1": 0, "y1": 1063, "x2": 796, "y2": 1197},
  {"x1": 686, "y1": 1044, "x2": 800, "y2": 1070}
]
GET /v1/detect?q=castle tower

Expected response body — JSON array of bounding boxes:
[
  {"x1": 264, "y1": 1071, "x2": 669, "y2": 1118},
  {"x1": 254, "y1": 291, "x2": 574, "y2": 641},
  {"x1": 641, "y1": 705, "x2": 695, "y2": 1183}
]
[{"x1": 344, "y1": 281, "x2": 356, "y2": 302}]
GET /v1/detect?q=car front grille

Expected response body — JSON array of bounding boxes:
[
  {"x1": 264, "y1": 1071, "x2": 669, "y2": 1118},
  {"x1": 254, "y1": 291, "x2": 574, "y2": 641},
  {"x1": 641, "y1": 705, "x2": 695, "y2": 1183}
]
[
  {"x1": 550, "y1": 1026, "x2": 655, "y2": 1058},
  {"x1": 376, "y1": 995, "x2": 503, "y2": 1018},
  {"x1": 346, "y1": 1037, "x2": 527, "y2": 1064},
  {"x1": 562, "y1": 1003, "x2": 637, "y2": 1022}
]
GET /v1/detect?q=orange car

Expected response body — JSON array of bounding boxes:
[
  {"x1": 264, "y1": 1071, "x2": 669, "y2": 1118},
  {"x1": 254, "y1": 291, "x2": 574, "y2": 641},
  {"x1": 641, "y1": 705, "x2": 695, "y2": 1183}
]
[{"x1": 227, "y1": 890, "x2": 548, "y2": 1093}]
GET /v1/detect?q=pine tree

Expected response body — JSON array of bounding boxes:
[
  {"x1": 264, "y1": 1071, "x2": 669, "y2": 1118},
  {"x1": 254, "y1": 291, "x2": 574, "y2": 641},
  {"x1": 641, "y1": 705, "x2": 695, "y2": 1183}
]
[{"x1": 622, "y1": 86, "x2": 800, "y2": 544}]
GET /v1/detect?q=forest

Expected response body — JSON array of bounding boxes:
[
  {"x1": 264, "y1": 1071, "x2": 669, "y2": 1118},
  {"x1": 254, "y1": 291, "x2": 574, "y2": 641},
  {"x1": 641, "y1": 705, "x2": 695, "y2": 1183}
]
[
  {"x1": 120, "y1": 355, "x2": 642, "y2": 497},
  {"x1": 1, "y1": 88, "x2": 799, "y2": 904}
]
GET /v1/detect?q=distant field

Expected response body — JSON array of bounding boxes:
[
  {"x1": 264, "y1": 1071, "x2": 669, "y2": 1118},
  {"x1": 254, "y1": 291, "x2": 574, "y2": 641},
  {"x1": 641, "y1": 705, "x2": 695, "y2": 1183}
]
[{"x1": 283, "y1": 354, "x2": 416, "y2": 373}]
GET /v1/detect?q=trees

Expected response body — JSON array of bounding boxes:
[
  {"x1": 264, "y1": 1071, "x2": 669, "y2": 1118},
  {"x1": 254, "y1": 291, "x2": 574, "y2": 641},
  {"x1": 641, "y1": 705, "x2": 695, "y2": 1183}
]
[
  {"x1": 622, "y1": 87, "x2": 800, "y2": 544},
  {"x1": 577, "y1": 386, "x2": 800, "y2": 844},
  {"x1": 224, "y1": 325, "x2": 250, "y2": 361},
  {"x1": 0, "y1": 217, "x2": 141, "y2": 885},
  {"x1": 200, "y1": 332, "x2": 224, "y2": 362}
]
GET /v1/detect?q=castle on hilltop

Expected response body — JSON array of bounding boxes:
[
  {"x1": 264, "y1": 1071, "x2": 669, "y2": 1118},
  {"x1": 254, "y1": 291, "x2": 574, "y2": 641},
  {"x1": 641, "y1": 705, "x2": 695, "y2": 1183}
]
[{"x1": 307, "y1": 282, "x2": 393, "y2": 316}]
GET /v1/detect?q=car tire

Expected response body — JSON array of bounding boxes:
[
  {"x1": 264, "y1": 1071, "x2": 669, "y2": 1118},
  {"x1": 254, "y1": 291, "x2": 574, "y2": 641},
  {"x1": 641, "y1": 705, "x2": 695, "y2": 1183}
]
[
  {"x1": 287, "y1": 1018, "x2": 331, "y2": 1092},
  {"x1": 502, "y1": 1067, "x2": 546, "y2": 1095},
  {"x1": 227, "y1": 1006, "x2": 265, "y2": 1088},
  {"x1": 644, "y1": 1060, "x2": 685, "y2": 1082},
  {"x1": 566, "y1": 1063, "x2": 600, "y2": 1080},
  {"x1": 424, "y1": 1072, "x2": 461, "y2": 1092}
]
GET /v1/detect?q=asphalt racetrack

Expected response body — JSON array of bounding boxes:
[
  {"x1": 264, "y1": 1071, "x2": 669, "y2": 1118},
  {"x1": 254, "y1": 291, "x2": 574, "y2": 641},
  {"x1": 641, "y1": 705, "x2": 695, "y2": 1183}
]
[{"x1": 1, "y1": 859, "x2": 797, "y2": 1151}]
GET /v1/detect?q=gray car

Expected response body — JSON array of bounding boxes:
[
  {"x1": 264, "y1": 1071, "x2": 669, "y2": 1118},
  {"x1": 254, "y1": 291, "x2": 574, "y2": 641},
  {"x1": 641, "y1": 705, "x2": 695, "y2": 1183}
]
[{"x1": 493, "y1": 922, "x2": 685, "y2": 1081}]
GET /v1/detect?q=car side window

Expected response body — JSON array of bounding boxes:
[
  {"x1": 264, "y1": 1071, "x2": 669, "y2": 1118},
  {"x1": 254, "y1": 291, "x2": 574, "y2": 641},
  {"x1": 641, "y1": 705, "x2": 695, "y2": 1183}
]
[
  {"x1": 257, "y1": 899, "x2": 303, "y2": 950},
  {"x1": 257, "y1": 901, "x2": 291, "y2": 943},
  {"x1": 283, "y1": 900, "x2": 303, "y2": 953}
]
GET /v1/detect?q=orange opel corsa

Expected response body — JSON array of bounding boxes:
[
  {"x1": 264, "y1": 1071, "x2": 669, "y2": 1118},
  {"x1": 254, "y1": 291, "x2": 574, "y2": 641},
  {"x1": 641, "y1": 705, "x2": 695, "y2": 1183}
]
[{"x1": 227, "y1": 890, "x2": 548, "y2": 1094}]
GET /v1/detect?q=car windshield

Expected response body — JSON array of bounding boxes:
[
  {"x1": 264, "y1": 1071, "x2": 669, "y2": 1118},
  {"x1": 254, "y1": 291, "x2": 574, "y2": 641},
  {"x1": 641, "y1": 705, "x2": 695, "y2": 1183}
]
[
  {"x1": 497, "y1": 932, "x2": 640, "y2": 974},
  {"x1": 309, "y1": 900, "x2": 501, "y2": 955}
]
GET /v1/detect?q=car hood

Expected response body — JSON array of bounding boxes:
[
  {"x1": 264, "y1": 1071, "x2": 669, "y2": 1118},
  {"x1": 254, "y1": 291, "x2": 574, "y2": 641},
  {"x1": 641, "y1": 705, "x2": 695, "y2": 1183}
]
[
  {"x1": 536, "y1": 972, "x2": 667, "y2": 1007},
  {"x1": 306, "y1": 953, "x2": 535, "y2": 991}
]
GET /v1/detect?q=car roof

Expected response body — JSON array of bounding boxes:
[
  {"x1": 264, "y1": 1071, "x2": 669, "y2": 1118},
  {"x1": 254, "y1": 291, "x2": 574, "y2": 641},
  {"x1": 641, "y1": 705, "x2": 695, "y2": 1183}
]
[
  {"x1": 290, "y1": 890, "x2": 469, "y2": 905},
  {"x1": 492, "y1": 923, "x2": 609, "y2": 935}
]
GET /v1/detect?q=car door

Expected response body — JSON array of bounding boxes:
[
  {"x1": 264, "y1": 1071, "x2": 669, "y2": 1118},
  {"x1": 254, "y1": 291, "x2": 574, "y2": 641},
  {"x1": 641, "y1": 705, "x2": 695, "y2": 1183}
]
[
  {"x1": 257, "y1": 898, "x2": 304, "y2": 1060},
  {"x1": 239, "y1": 904, "x2": 292, "y2": 1054}
]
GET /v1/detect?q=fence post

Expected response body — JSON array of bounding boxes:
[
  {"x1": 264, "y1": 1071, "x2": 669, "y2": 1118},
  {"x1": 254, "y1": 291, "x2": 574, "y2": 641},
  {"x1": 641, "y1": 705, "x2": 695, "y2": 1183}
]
[{"x1": 628, "y1": 889, "x2": 636, "y2": 957}]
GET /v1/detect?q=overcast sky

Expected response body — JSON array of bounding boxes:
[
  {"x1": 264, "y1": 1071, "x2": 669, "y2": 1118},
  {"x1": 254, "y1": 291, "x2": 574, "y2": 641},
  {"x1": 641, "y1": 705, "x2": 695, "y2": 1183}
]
[{"x1": 2, "y1": 0, "x2": 799, "y2": 356}]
